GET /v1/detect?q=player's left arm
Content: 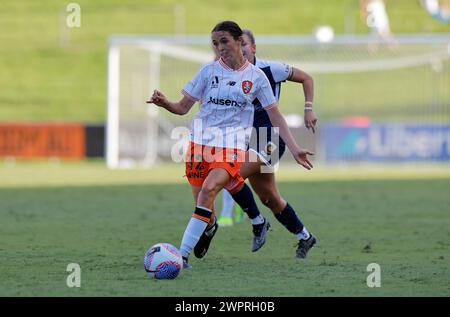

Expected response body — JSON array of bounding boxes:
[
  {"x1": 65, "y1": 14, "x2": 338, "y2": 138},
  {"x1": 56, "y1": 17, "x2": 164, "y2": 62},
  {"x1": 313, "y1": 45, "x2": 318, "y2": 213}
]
[
  {"x1": 288, "y1": 67, "x2": 317, "y2": 133},
  {"x1": 265, "y1": 105, "x2": 314, "y2": 170},
  {"x1": 256, "y1": 71, "x2": 314, "y2": 170}
]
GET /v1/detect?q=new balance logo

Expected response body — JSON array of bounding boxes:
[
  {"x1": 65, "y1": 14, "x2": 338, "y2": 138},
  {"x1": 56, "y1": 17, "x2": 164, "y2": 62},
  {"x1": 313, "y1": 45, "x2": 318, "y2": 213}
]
[{"x1": 227, "y1": 81, "x2": 236, "y2": 86}]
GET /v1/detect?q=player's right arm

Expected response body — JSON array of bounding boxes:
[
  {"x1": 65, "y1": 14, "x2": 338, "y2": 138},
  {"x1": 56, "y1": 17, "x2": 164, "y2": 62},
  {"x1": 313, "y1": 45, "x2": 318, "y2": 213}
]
[
  {"x1": 270, "y1": 61, "x2": 317, "y2": 133},
  {"x1": 288, "y1": 66, "x2": 317, "y2": 133},
  {"x1": 147, "y1": 62, "x2": 209, "y2": 115},
  {"x1": 146, "y1": 90, "x2": 195, "y2": 115}
]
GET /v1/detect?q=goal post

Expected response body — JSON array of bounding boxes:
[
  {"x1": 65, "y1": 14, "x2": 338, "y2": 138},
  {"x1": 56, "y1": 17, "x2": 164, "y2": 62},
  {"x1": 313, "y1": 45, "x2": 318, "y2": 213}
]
[
  {"x1": 106, "y1": 44, "x2": 120, "y2": 169},
  {"x1": 106, "y1": 36, "x2": 215, "y2": 169}
]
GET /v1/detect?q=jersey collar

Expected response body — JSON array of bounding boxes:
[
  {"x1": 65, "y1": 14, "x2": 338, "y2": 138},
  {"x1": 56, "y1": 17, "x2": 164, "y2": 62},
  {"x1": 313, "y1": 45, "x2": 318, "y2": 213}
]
[{"x1": 219, "y1": 58, "x2": 249, "y2": 72}]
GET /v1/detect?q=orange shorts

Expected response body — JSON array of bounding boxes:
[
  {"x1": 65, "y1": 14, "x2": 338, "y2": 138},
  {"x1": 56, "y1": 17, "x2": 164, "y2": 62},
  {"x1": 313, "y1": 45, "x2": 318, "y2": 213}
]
[{"x1": 185, "y1": 141, "x2": 245, "y2": 193}]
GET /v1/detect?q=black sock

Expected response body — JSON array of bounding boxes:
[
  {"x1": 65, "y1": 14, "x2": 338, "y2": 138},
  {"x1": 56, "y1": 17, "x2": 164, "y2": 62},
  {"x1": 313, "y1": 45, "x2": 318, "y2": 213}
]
[
  {"x1": 230, "y1": 183, "x2": 261, "y2": 219},
  {"x1": 274, "y1": 202, "x2": 304, "y2": 234}
]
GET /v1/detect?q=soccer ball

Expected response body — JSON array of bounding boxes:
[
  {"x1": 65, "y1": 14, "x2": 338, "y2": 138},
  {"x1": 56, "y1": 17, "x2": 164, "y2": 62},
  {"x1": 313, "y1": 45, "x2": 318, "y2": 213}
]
[{"x1": 144, "y1": 243, "x2": 183, "y2": 279}]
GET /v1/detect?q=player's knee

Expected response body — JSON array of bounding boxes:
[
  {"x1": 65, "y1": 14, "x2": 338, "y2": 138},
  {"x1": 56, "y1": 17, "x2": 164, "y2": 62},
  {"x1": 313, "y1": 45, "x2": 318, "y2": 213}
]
[
  {"x1": 200, "y1": 182, "x2": 221, "y2": 198},
  {"x1": 259, "y1": 194, "x2": 274, "y2": 209},
  {"x1": 259, "y1": 192, "x2": 281, "y2": 210}
]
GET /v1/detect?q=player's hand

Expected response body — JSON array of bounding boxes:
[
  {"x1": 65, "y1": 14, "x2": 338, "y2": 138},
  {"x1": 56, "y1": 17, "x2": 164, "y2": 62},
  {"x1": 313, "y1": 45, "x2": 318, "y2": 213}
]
[
  {"x1": 304, "y1": 109, "x2": 318, "y2": 133},
  {"x1": 146, "y1": 90, "x2": 168, "y2": 108},
  {"x1": 293, "y1": 148, "x2": 314, "y2": 170}
]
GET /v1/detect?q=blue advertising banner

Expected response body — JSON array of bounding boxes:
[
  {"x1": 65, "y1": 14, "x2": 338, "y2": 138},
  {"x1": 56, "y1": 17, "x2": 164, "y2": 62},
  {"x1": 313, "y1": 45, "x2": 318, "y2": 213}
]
[{"x1": 321, "y1": 123, "x2": 450, "y2": 162}]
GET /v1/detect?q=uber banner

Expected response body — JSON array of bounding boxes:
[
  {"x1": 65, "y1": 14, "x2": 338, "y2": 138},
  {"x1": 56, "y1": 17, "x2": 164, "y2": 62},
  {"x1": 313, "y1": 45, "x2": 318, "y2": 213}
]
[{"x1": 322, "y1": 123, "x2": 450, "y2": 162}]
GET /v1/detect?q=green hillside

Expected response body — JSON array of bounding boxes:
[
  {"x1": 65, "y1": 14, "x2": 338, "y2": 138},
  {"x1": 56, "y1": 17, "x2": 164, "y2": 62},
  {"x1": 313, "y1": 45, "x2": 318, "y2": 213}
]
[{"x1": 0, "y1": 0, "x2": 449, "y2": 122}]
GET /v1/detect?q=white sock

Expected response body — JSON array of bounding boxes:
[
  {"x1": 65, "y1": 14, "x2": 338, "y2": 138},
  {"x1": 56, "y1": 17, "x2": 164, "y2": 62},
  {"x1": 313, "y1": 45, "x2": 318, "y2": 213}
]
[
  {"x1": 220, "y1": 190, "x2": 235, "y2": 218},
  {"x1": 249, "y1": 214, "x2": 265, "y2": 225},
  {"x1": 296, "y1": 227, "x2": 311, "y2": 241},
  {"x1": 180, "y1": 206, "x2": 212, "y2": 258}
]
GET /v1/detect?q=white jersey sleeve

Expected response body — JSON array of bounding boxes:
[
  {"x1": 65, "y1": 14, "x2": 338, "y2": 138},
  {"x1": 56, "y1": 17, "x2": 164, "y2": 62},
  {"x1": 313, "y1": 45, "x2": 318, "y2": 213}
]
[
  {"x1": 254, "y1": 70, "x2": 278, "y2": 110},
  {"x1": 182, "y1": 63, "x2": 210, "y2": 101},
  {"x1": 268, "y1": 61, "x2": 292, "y2": 83}
]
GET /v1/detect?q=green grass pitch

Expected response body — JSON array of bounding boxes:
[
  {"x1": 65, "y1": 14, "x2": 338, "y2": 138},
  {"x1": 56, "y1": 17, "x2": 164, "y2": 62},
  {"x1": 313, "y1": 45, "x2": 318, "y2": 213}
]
[{"x1": 1, "y1": 162, "x2": 449, "y2": 296}]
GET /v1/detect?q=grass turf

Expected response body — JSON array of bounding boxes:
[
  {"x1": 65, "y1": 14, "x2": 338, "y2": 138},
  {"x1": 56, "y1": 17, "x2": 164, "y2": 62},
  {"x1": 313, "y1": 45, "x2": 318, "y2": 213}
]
[{"x1": 1, "y1": 162, "x2": 449, "y2": 296}]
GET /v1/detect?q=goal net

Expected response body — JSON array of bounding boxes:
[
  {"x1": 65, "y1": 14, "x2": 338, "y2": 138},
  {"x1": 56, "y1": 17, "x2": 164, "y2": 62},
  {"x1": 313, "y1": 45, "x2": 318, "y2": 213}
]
[{"x1": 107, "y1": 34, "x2": 450, "y2": 168}]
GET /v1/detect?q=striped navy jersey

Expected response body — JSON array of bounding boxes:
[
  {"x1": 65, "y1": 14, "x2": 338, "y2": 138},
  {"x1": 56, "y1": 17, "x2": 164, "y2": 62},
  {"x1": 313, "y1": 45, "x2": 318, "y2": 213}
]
[{"x1": 253, "y1": 58, "x2": 293, "y2": 128}]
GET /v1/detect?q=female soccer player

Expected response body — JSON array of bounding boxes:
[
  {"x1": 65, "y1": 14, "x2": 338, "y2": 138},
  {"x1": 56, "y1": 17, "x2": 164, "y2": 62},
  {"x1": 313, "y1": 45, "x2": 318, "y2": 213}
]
[
  {"x1": 217, "y1": 29, "x2": 318, "y2": 259},
  {"x1": 147, "y1": 21, "x2": 314, "y2": 269}
]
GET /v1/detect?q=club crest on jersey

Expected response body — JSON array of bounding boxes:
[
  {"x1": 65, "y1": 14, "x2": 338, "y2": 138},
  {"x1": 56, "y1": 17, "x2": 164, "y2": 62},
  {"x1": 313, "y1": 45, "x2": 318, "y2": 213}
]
[{"x1": 242, "y1": 80, "x2": 253, "y2": 94}]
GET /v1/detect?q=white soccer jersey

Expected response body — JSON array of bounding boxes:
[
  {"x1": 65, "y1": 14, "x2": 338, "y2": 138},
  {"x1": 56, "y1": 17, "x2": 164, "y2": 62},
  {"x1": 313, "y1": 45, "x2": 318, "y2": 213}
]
[{"x1": 182, "y1": 58, "x2": 277, "y2": 150}]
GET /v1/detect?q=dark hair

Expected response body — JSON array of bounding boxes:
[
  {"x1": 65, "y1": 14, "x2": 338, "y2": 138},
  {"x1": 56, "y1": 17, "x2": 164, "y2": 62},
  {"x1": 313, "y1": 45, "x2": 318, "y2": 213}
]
[
  {"x1": 211, "y1": 21, "x2": 243, "y2": 40},
  {"x1": 242, "y1": 29, "x2": 255, "y2": 45}
]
